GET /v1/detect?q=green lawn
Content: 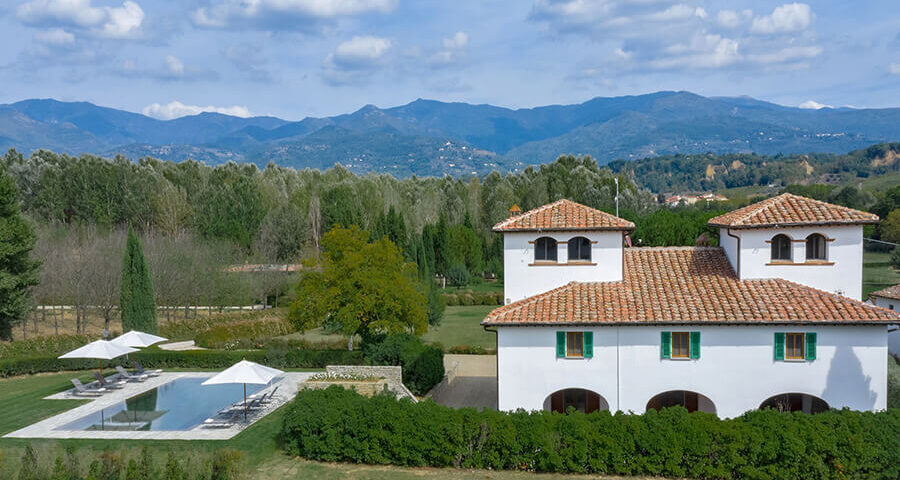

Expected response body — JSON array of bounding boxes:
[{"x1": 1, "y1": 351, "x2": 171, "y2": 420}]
[
  {"x1": 0, "y1": 373, "x2": 651, "y2": 479},
  {"x1": 422, "y1": 305, "x2": 497, "y2": 351},
  {"x1": 863, "y1": 251, "x2": 900, "y2": 299}
]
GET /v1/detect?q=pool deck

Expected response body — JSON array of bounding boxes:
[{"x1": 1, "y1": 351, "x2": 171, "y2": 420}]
[{"x1": 4, "y1": 371, "x2": 312, "y2": 440}]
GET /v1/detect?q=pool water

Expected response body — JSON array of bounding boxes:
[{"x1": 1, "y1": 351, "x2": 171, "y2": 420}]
[{"x1": 59, "y1": 377, "x2": 265, "y2": 431}]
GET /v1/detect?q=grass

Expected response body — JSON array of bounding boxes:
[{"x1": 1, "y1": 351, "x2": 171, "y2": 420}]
[
  {"x1": 860, "y1": 171, "x2": 900, "y2": 191},
  {"x1": 863, "y1": 251, "x2": 900, "y2": 299},
  {"x1": 0, "y1": 372, "x2": 651, "y2": 479},
  {"x1": 422, "y1": 305, "x2": 497, "y2": 351}
]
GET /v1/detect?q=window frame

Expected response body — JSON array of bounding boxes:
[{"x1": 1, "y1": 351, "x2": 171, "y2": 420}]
[
  {"x1": 671, "y1": 332, "x2": 691, "y2": 358},
  {"x1": 534, "y1": 236, "x2": 558, "y2": 263},
  {"x1": 567, "y1": 236, "x2": 592, "y2": 262},
  {"x1": 785, "y1": 332, "x2": 805, "y2": 360},
  {"x1": 770, "y1": 234, "x2": 792, "y2": 262},
  {"x1": 566, "y1": 331, "x2": 584, "y2": 358},
  {"x1": 805, "y1": 233, "x2": 827, "y2": 261}
]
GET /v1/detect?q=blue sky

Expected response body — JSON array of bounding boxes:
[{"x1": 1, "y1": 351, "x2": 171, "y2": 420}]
[{"x1": 0, "y1": 0, "x2": 898, "y2": 120}]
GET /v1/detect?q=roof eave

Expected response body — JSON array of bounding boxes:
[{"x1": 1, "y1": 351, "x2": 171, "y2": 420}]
[
  {"x1": 492, "y1": 226, "x2": 635, "y2": 233},
  {"x1": 481, "y1": 319, "x2": 898, "y2": 327},
  {"x1": 707, "y1": 220, "x2": 878, "y2": 229}
]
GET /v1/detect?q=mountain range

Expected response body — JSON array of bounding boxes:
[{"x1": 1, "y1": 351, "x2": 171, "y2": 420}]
[{"x1": 1, "y1": 91, "x2": 898, "y2": 177}]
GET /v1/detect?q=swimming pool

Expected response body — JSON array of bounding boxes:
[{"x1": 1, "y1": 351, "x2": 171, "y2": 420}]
[{"x1": 58, "y1": 377, "x2": 265, "y2": 431}]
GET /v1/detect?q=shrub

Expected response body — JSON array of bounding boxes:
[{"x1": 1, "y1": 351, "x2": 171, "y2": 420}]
[
  {"x1": 193, "y1": 318, "x2": 291, "y2": 349},
  {"x1": 363, "y1": 334, "x2": 444, "y2": 395},
  {"x1": 443, "y1": 294, "x2": 458, "y2": 306},
  {"x1": 447, "y1": 345, "x2": 494, "y2": 355},
  {"x1": 458, "y1": 293, "x2": 474, "y2": 306},
  {"x1": 0, "y1": 347, "x2": 363, "y2": 377},
  {"x1": 280, "y1": 386, "x2": 900, "y2": 479},
  {"x1": 446, "y1": 262, "x2": 470, "y2": 287},
  {"x1": 0, "y1": 334, "x2": 92, "y2": 358}
]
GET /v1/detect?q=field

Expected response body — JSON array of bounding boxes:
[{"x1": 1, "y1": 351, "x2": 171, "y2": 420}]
[
  {"x1": 0, "y1": 372, "x2": 650, "y2": 480},
  {"x1": 863, "y1": 251, "x2": 900, "y2": 299},
  {"x1": 422, "y1": 305, "x2": 497, "y2": 350}
]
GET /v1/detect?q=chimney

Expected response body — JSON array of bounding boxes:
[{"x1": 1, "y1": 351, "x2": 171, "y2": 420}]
[{"x1": 508, "y1": 204, "x2": 521, "y2": 218}]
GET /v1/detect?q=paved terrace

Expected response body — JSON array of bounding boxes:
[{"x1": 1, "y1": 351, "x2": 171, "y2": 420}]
[{"x1": 4, "y1": 371, "x2": 312, "y2": 440}]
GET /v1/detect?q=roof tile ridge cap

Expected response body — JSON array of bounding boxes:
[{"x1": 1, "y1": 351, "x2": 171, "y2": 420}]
[
  {"x1": 769, "y1": 278, "x2": 900, "y2": 318},
  {"x1": 788, "y1": 192, "x2": 879, "y2": 220},
  {"x1": 733, "y1": 193, "x2": 785, "y2": 226},
  {"x1": 869, "y1": 284, "x2": 900, "y2": 299},
  {"x1": 484, "y1": 281, "x2": 579, "y2": 318},
  {"x1": 492, "y1": 199, "x2": 566, "y2": 230}
]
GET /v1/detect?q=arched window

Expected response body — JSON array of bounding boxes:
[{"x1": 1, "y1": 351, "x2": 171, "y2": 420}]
[
  {"x1": 534, "y1": 237, "x2": 557, "y2": 262},
  {"x1": 760, "y1": 393, "x2": 829, "y2": 414},
  {"x1": 544, "y1": 388, "x2": 609, "y2": 414},
  {"x1": 567, "y1": 237, "x2": 591, "y2": 262},
  {"x1": 805, "y1": 234, "x2": 826, "y2": 261},
  {"x1": 770, "y1": 234, "x2": 792, "y2": 261}
]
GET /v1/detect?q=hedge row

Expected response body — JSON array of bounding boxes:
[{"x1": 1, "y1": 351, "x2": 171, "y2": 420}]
[
  {"x1": 442, "y1": 292, "x2": 502, "y2": 306},
  {"x1": 193, "y1": 317, "x2": 292, "y2": 349},
  {"x1": 0, "y1": 348, "x2": 364, "y2": 377},
  {"x1": 364, "y1": 334, "x2": 444, "y2": 395},
  {"x1": 280, "y1": 386, "x2": 900, "y2": 480}
]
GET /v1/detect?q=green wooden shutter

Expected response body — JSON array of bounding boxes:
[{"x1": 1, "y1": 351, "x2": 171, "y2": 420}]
[
  {"x1": 774, "y1": 332, "x2": 785, "y2": 361},
  {"x1": 660, "y1": 331, "x2": 671, "y2": 359},
  {"x1": 584, "y1": 332, "x2": 593, "y2": 358},
  {"x1": 690, "y1": 331, "x2": 701, "y2": 359},
  {"x1": 556, "y1": 331, "x2": 565, "y2": 358},
  {"x1": 805, "y1": 332, "x2": 817, "y2": 361}
]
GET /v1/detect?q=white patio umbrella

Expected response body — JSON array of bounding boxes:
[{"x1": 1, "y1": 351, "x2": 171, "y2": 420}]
[
  {"x1": 202, "y1": 360, "x2": 284, "y2": 419},
  {"x1": 59, "y1": 340, "x2": 138, "y2": 380},
  {"x1": 110, "y1": 330, "x2": 167, "y2": 348},
  {"x1": 111, "y1": 330, "x2": 168, "y2": 370}
]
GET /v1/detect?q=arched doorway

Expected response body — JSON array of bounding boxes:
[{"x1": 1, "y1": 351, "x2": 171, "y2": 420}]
[
  {"x1": 544, "y1": 388, "x2": 609, "y2": 414},
  {"x1": 759, "y1": 393, "x2": 829, "y2": 414},
  {"x1": 646, "y1": 390, "x2": 716, "y2": 414}
]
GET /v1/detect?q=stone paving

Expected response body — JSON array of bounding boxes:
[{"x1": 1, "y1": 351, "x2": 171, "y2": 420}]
[{"x1": 4, "y1": 371, "x2": 312, "y2": 440}]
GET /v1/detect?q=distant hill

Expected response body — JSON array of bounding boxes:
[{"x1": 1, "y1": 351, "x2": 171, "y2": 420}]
[
  {"x1": 1, "y1": 92, "x2": 898, "y2": 176},
  {"x1": 606, "y1": 142, "x2": 900, "y2": 195}
]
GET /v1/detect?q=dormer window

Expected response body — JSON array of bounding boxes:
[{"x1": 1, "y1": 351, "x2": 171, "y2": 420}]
[
  {"x1": 805, "y1": 234, "x2": 826, "y2": 261},
  {"x1": 567, "y1": 236, "x2": 591, "y2": 262},
  {"x1": 534, "y1": 237, "x2": 557, "y2": 262},
  {"x1": 770, "y1": 234, "x2": 791, "y2": 262}
]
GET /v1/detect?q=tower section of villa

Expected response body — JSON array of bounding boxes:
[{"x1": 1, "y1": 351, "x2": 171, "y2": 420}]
[
  {"x1": 485, "y1": 197, "x2": 899, "y2": 418},
  {"x1": 710, "y1": 193, "x2": 878, "y2": 301}
]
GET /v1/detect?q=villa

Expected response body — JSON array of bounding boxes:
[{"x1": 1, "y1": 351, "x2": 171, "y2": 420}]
[{"x1": 483, "y1": 194, "x2": 900, "y2": 418}]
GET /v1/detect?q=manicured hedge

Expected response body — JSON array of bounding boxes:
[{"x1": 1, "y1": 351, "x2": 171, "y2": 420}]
[
  {"x1": 0, "y1": 348, "x2": 364, "y2": 377},
  {"x1": 442, "y1": 292, "x2": 503, "y2": 306},
  {"x1": 280, "y1": 386, "x2": 900, "y2": 480},
  {"x1": 193, "y1": 317, "x2": 292, "y2": 349},
  {"x1": 364, "y1": 334, "x2": 444, "y2": 395}
]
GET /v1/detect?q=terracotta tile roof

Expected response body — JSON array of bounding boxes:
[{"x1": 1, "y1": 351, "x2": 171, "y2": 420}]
[
  {"x1": 482, "y1": 247, "x2": 900, "y2": 326},
  {"x1": 492, "y1": 199, "x2": 634, "y2": 232},
  {"x1": 707, "y1": 193, "x2": 879, "y2": 229},
  {"x1": 870, "y1": 284, "x2": 900, "y2": 301}
]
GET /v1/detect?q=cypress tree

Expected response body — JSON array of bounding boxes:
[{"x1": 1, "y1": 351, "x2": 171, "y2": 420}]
[
  {"x1": 0, "y1": 163, "x2": 40, "y2": 340},
  {"x1": 120, "y1": 226, "x2": 157, "y2": 334}
]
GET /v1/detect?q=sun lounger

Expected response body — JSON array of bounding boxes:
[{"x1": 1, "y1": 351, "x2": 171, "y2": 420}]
[
  {"x1": 116, "y1": 366, "x2": 148, "y2": 382},
  {"x1": 71, "y1": 378, "x2": 106, "y2": 396},
  {"x1": 202, "y1": 411, "x2": 242, "y2": 428},
  {"x1": 94, "y1": 372, "x2": 126, "y2": 389},
  {"x1": 134, "y1": 362, "x2": 162, "y2": 377},
  {"x1": 249, "y1": 386, "x2": 279, "y2": 404}
]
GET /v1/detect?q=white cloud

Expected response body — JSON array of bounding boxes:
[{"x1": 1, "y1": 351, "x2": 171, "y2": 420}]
[
  {"x1": 429, "y1": 31, "x2": 470, "y2": 66},
  {"x1": 165, "y1": 55, "x2": 185, "y2": 76},
  {"x1": 652, "y1": 33, "x2": 740, "y2": 69},
  {"x1": 142, "y1": 101, "x2": 253, "y2": 120},
  {"x1": 17, "y1": 0, "x2": 144, "y2": 38},
  {"x1": 443, "y1": 31, "x2": 469, "y2": 50},
  {"x1": 747, "y1": 45, "x2": 822, "y2": 65},
  {"x1": 751, "y1": 3, "x2": 813, "y2": 34},
  {"x1": 716, "y1": 10, "x2": 749, "y2": 29},
  {"x1": 890, "y1": 63, "x2": 900, "y2": 75},
  {"x1": 330, "y1": 36, "x2": 392, "y2": 68},
  {"x1": 192, "y1": 0, "x2": 397, "y2": 29},
  {"x1": 798, "y1": 100, "x2": 832, "y2": 110},
  {"x1": 34, "y1": 28, "x2": 75, "y2": 45}
]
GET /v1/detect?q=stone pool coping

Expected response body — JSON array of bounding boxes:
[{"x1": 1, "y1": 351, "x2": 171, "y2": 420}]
[{"x1": 4, "y1": 371, "x2": 312, "y2": 440}]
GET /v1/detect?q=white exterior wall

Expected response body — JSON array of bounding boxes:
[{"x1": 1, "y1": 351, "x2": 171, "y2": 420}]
[
  {"x1": 719, "y1": 225, "x2": 864, "y2": 300},
  {"x1": 870, "y1": 297, "x2": 900, "y2": 355},
  {"x1": 496, "y1": 324, "x2": 887, "y2": 418},
  {"x1": 503, "y1": 231, "x2": 623, "y2": 303}
]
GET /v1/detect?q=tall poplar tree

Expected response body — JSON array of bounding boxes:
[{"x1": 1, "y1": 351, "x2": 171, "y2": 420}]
[
  {"x1": 120, "y1": 226, "x2": 157, "y2": 334},
  {"x1": 0, "y1": 164, "x2": 40, "y2": 340}
]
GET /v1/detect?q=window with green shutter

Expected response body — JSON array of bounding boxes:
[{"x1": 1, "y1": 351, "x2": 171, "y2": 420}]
[
  {"x1": 805, "y1": 332, "x2": 817, "y2": 361},
  {"x1": 660, "y1": 331, "x2": 671, "y2": 359},
  {"x1": 690, "y1": 331, "x2": 701, "y2": 359},
  {"x1": 556, "y1": 331, "x2": 565, "y2": 358},
  {"x1": 774, "y1": 332, "x2": 785, "y2": 361},
  {"x1": 584, "y1": 332, "x2": 593, "y2": 358}
]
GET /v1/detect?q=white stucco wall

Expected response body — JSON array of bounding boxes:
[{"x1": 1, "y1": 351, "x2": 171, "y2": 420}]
[
  {"x1": 496, "y1": 324, "x2": 887, "y2": 418},
  {"x1": 719, "y1": 225, "x2": 864, "y2": 300},
  {"x1": 503, "y1": 231, "x2": 623, "y2": 303}
]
